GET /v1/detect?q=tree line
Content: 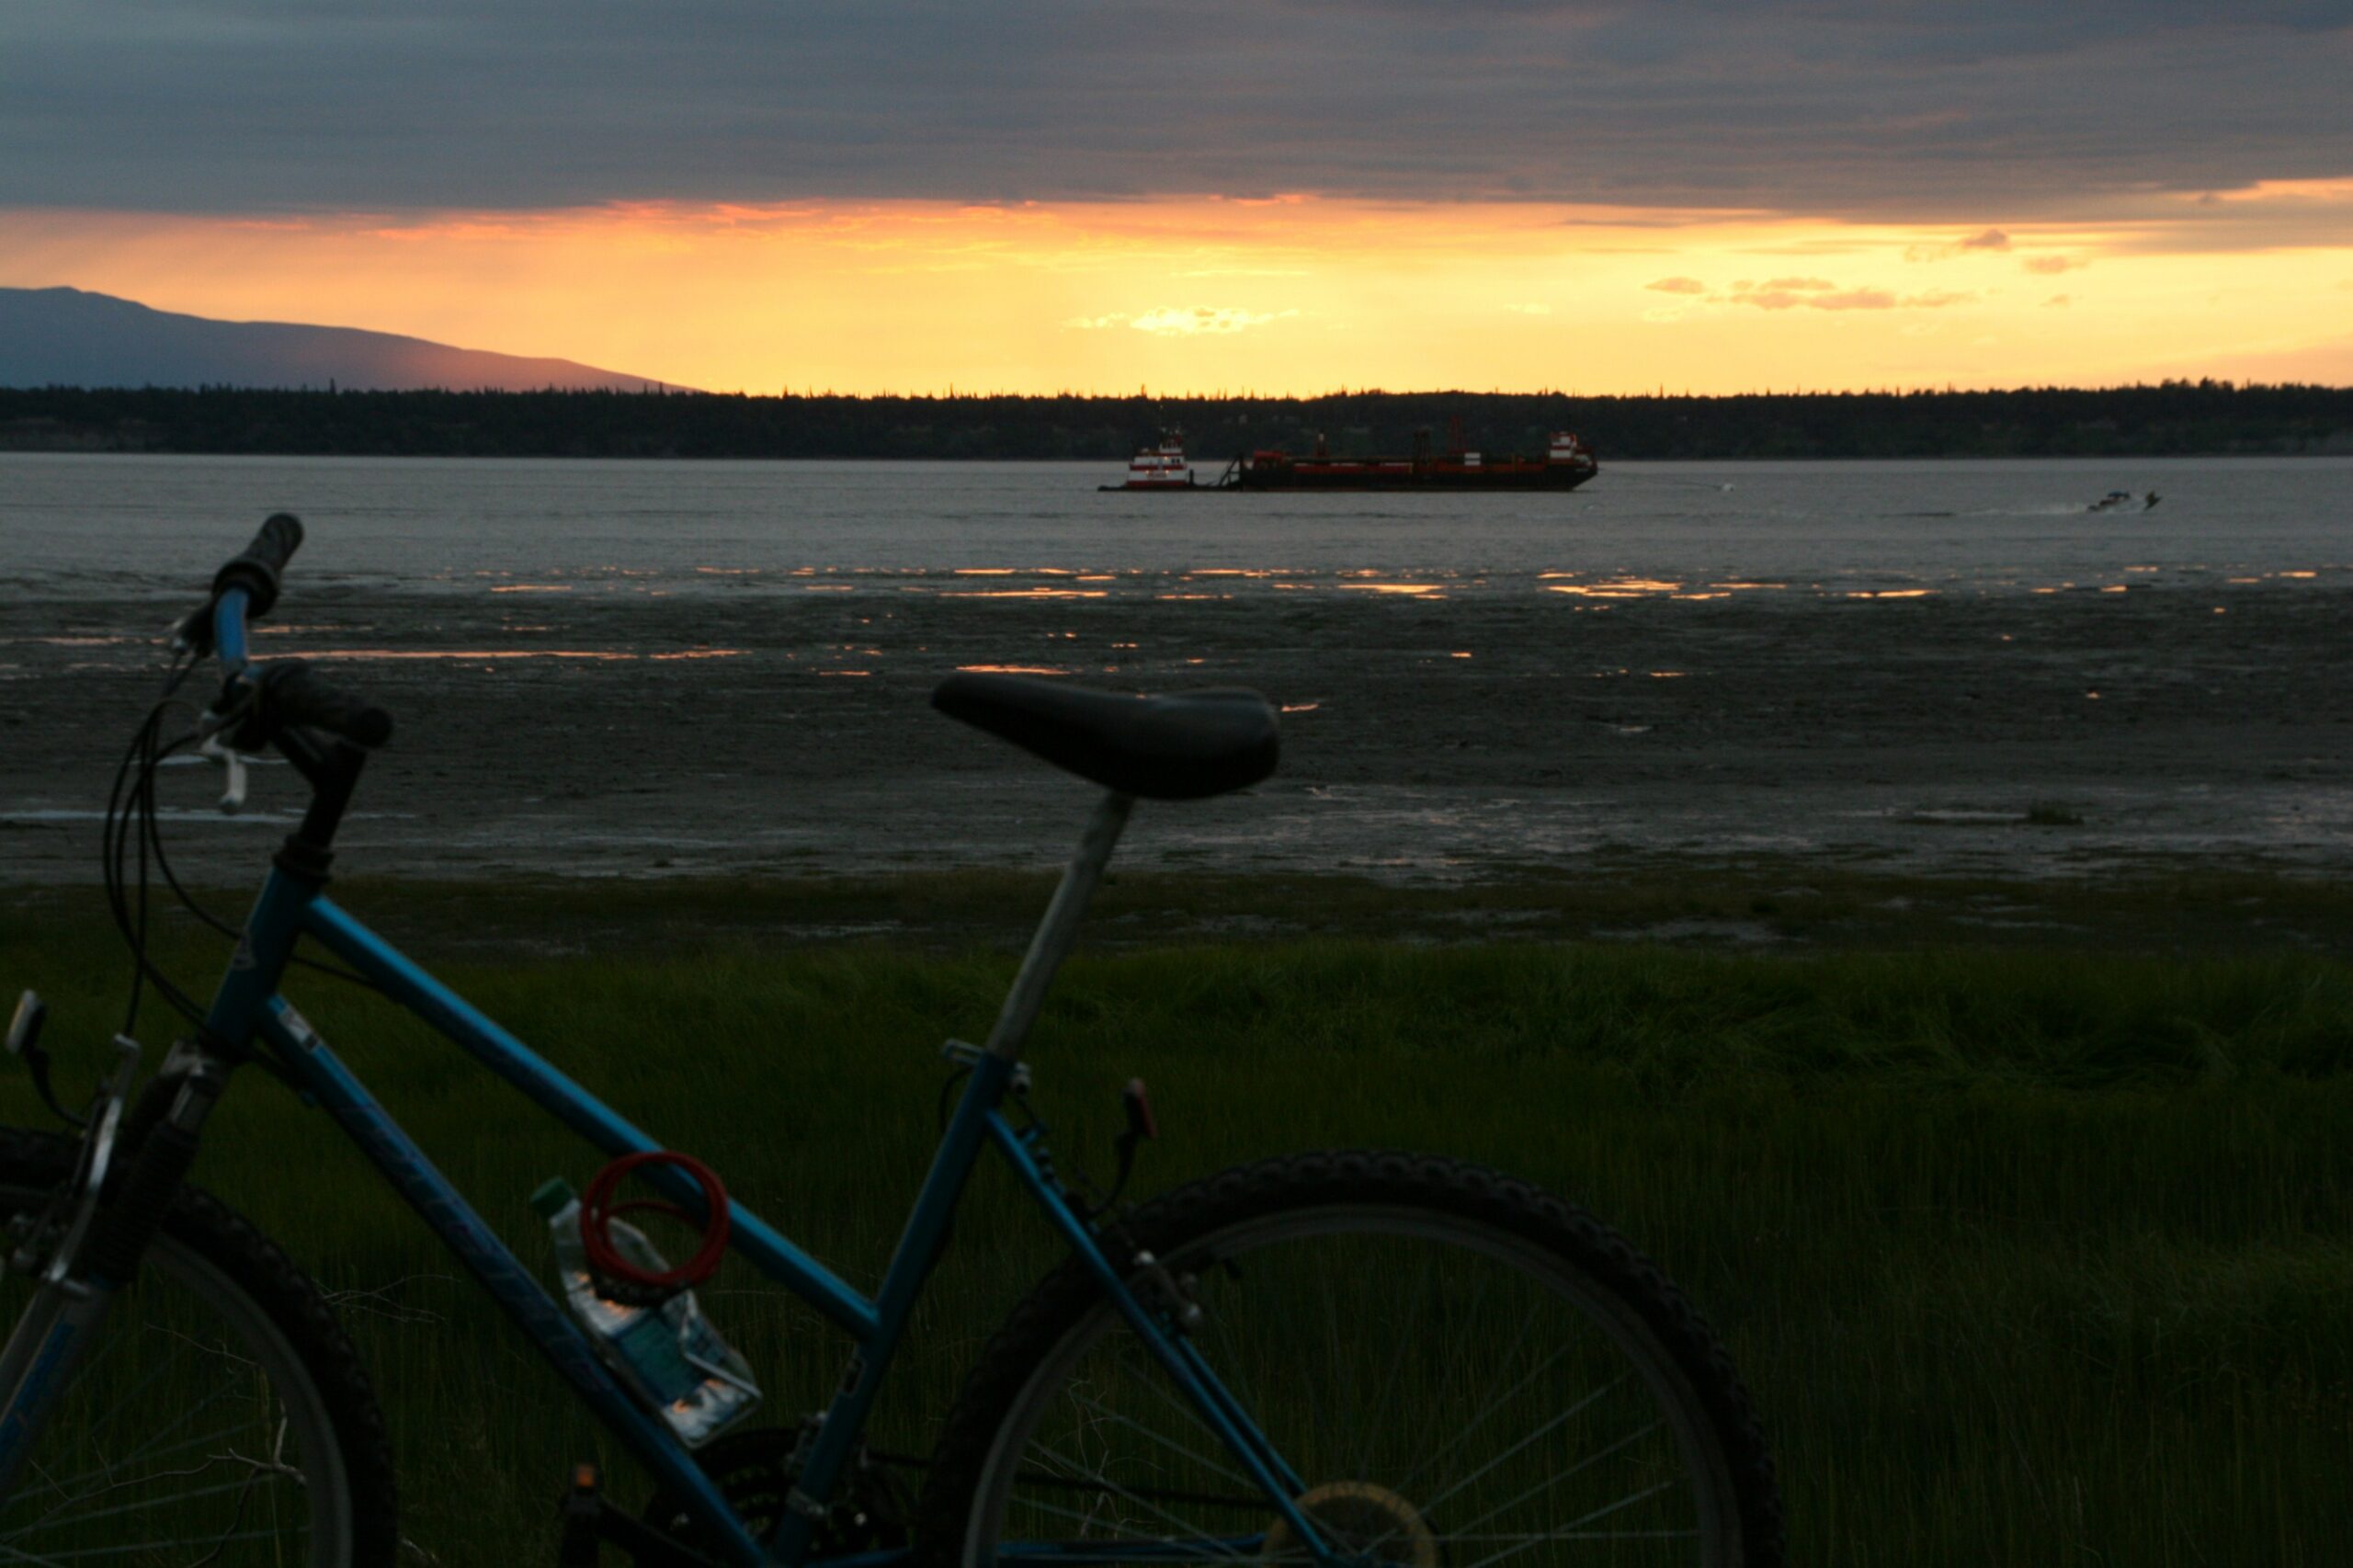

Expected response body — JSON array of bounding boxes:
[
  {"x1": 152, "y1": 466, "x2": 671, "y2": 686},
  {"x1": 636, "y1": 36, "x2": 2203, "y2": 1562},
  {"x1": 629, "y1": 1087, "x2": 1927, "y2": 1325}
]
[{"x1": 3, "y1": 381, "x2": 2348, "y2": 460}]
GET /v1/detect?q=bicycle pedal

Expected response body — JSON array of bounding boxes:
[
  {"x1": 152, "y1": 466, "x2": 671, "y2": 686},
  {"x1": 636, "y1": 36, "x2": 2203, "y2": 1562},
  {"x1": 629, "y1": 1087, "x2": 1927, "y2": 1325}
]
[
  {"x1": 558, "y1": 1463, "x2": 603, "y2": 1567},
  {"x1": 556, "y1": 1460, "x2": 729, "y2": 1568},
  {"x1": 1121, "y1": 1077, "x2": 1157, "y2": 1142}
]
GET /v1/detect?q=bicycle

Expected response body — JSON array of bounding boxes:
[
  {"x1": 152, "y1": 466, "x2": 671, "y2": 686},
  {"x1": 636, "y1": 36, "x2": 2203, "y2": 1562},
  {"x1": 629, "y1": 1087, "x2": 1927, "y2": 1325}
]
[{"x1": 0, "y1": 516, "x2": 1782, "y2": 1565}]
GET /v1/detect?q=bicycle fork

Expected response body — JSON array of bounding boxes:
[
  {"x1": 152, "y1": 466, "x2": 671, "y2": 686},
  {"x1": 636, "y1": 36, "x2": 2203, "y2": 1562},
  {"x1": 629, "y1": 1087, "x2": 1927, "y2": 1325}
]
[{"x1": 0, "y1": 1037, "x2": 236, "y2": 1503}]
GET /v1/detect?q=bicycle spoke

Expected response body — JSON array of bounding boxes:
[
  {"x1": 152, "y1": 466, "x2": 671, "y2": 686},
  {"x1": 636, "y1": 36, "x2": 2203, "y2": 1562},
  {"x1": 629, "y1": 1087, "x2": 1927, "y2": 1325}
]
[
  {"x1": 964, "y1": 1187, "x2": 1759, "y2": 1562},
  {"x1": 47, "y1": 1353, "x2": 253, "y2": 1492},
  {"x1": 0, "y1": 1525, "x2": 298, "y2": 1563},
  {"x1": 1393, "y1": 1341, "x2": 1577, "y2": 1496},
  {"x1": 1010, "y1": 1481, "x2": 1246, "y2": 1559},
  {"x1": 7, "y1": 1470, "x2": 308, "y2": 1538},
  {"x1": 5, "y1": 1419, "x2": 296, "y2": 1519},
  {"x1": 40, "y1": 1328, "x2": 134, "y2": 1450},
  {"x1": 1412, "y1": 1369, "x2": 1632, "y2": 1519},
  {"x1": 1399, "y1": 1263, "x2": 1500, "y2": 1480},
  {"x1": 1063, "y1": 1389, "x2": 1257, "y2": 1494},
  {"x1": 1453, "y1": 1480, "x2": 1680, "y2": 1568},
  {"x1": 1438, "y1": 1419, "x2": 1665, "y2": 1542},
  {"x1": 1350, "y1": 1248, "x2": 1437, "y2": 1479},
  {"x1": 0, "y1": 1187, "x2": 354, "y2": 1567},
  {"x1": 1015, "y1": 1444, "x2": 1251, "y2": 1560},
  {"x1": 1114, "y1": 1354, "x2": 1253, "y2": 1478},
  {"x1": 1439, "y1": 1530, "x2": 1701, "y2": 1544}
]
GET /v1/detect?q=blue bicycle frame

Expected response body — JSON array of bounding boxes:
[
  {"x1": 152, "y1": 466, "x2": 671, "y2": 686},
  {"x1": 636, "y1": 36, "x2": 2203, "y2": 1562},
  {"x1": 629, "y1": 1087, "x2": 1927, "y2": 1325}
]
[{"x1": 179, "y1": 593, "x2": 1325, "y2": 1568}]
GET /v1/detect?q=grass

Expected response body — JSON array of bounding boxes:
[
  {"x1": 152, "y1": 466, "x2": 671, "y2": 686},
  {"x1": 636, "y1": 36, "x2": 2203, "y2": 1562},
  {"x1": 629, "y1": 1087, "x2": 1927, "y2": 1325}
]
[
  {"x1": 1, "y1": 881, "x2": 2348, "y2": 1564},
  {"x1": 14, "y1": 858, "x2": 2348, "y2": 957}
]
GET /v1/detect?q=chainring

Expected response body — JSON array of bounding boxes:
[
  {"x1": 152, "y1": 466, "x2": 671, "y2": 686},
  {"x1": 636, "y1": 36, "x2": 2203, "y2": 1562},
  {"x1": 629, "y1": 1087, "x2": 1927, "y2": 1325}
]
[
  {"x1": 640, "y1": 1424, "x2": 910, "y2": 1561},
  {"x1": 1262, "y1": 1481, "x2": 1440, "y2": 1568}
]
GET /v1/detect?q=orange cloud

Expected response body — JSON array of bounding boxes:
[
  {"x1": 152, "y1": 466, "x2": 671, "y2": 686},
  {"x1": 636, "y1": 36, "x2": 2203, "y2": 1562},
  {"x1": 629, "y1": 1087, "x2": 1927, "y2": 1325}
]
[
  {"x1": 1724, "y1": 279, "x2": 1974, "y2": 312},
  {"x1": 1905, "y1": 227, "x2": 2011, "y2": 261},
  {"x1": 3, "y1": 195, "x2": 2348, "y2": 394}
]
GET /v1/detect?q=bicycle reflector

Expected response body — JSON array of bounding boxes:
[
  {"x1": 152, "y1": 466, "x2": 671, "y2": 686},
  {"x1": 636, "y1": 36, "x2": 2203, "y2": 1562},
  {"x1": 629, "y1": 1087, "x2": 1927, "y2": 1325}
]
[{"x1": 578, "y1": 1150, "x2": 731, "y2": 1294}]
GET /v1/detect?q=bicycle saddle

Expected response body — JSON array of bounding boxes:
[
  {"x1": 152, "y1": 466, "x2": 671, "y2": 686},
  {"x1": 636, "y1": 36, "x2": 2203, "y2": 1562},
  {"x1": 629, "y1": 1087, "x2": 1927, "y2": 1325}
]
[{"x1": 931, "y1": 673, "x2": 1279, "y2": 801}]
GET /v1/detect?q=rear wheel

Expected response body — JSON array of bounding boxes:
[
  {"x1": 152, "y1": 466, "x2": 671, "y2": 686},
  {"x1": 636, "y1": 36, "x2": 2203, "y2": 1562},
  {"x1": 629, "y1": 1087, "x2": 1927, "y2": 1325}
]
[
  {"x1": 0, "y1": 1129, "x2": 396, "y2": 1565},
  {"x1": 918, "y1": 1152, "x2": 1780, "y2": 1567}
]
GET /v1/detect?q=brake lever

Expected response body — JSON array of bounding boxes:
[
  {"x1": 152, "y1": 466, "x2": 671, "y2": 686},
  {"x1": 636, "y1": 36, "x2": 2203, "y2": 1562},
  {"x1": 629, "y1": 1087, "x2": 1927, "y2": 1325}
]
[
  {"x1": 197, "y1": 733, "x2": 251, "y2": 815},
  {"x1": 167, "y1": 603, "x2": 214, "y2": 659}
]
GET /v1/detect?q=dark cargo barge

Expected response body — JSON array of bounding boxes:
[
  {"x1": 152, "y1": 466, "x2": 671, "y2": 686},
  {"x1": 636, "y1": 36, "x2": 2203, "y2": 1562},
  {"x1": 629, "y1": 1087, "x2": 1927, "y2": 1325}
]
[{"x1": 1104, "y1": 424, "x2": 1598, "y2": 492}]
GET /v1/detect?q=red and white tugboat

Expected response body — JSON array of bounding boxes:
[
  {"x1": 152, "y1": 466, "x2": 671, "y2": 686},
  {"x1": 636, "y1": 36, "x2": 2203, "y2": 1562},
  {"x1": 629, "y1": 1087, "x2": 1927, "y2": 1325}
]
[{"x1": 1100, "y1": 432, "x2": 1201, "y2": 492}]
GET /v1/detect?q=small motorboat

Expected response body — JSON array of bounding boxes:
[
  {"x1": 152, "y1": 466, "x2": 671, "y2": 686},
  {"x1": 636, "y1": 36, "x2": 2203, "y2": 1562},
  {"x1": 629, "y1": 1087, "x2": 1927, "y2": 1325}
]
[{"x1": 2088, "y1": 489, "x2": 2161, "y2": 513}]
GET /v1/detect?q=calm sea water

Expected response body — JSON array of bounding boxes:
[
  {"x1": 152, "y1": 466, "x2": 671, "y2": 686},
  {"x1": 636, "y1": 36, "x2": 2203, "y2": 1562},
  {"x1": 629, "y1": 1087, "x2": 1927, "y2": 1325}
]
[{"x1": 5, "y1": 453, "x2": 2347, "y2": 604}]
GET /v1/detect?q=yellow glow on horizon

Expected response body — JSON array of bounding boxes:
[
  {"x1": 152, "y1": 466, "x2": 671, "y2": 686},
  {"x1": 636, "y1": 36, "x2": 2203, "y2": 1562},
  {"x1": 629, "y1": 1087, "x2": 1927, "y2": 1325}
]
[{"x1": 4, "y1": 191, "x2": 2350, "y2": 394}]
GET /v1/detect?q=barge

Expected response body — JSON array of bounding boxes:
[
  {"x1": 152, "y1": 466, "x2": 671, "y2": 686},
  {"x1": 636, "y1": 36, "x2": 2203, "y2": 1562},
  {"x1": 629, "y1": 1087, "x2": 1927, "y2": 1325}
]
[{"x1": 1104, "y1": 425, "x2": 1598, "y2": 493}]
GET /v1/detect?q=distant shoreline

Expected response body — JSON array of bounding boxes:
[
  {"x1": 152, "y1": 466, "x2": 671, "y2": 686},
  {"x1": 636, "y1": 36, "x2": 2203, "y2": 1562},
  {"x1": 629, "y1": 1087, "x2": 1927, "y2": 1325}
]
[
  {"x1": 9, "y1": 445, "x2": 2343, "y2": 463},
  {"x1": 5, "y1": 383, "x2": 2350, "y2": 460}
]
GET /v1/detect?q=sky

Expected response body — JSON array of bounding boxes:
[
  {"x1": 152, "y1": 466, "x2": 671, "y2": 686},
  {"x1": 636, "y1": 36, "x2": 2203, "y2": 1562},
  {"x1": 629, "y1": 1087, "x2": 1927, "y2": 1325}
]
[{"x1": 4, "y1": 1, "x2": 2350, "y2": 395}]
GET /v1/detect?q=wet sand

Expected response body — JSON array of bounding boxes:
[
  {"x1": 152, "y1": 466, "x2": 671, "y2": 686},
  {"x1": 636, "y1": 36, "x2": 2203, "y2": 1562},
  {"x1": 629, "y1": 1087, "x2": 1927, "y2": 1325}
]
[{"x1": 5, "y1": 574, "x2": 2347, "y2": 893}]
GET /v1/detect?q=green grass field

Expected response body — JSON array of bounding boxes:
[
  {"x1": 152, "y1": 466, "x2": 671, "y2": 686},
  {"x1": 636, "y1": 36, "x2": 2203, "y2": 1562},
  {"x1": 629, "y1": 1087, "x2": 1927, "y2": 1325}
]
[{"x1": 2, "y1": 880, "x2": 2348, "y2": 1564}]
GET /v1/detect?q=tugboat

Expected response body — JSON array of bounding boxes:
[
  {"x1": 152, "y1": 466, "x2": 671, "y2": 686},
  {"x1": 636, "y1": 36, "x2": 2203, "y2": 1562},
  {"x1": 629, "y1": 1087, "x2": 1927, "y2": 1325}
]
[
  {"x1": 1230, "y1": 423, "x2": 1597, "y2": 492},
  {"x1": 1100, "y1": 432, "x2": 1201, "y2": 492}
]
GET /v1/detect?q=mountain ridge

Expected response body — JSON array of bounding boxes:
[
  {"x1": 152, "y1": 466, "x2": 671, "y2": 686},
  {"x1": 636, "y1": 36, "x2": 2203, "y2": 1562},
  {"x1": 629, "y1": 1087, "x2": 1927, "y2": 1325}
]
[{"x1": 0, "y1": 286, "x2": 676, "y2": 392}]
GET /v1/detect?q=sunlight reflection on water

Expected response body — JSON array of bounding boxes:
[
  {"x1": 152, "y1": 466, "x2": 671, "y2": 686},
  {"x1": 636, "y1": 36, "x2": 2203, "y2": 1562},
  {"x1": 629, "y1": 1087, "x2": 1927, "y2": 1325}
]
[{"x1": 8, "y1": 455, "x2": 2347, "y2": 605}]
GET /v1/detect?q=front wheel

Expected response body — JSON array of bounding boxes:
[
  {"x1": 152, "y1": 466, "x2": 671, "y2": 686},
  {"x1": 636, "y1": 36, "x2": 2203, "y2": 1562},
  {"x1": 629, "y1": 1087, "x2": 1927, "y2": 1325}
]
[
  {"x1": 0, "y1": 1129, "x2": 397, "y2": 1565},
  {"x1": 918, "y1": 1152, "x2": 1781, "y2": 1568}
]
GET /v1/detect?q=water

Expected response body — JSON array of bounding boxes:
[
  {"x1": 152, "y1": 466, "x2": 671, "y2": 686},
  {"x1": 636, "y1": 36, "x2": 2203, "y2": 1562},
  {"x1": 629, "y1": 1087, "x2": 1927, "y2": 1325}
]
[
  {"x1": 5, "y1": 453, "x2": 2347, "y2": 604},
  {"x1": 4, "y1": 452, "x2": 2349, "y2": 892}
]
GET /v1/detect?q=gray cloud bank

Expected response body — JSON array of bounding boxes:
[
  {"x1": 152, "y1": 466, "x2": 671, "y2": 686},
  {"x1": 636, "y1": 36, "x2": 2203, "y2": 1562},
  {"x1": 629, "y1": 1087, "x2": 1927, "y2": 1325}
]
[{"x1": 4, "y1": 2, "x2": 2348, "y2": 220}]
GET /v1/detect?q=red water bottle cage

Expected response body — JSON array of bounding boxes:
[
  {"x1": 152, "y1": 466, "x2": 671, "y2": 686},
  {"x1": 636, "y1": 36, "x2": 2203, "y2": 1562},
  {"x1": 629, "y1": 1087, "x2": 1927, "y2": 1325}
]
[{"x1": 579, "y1": 1150, "x2": 730, "y2": 1294}]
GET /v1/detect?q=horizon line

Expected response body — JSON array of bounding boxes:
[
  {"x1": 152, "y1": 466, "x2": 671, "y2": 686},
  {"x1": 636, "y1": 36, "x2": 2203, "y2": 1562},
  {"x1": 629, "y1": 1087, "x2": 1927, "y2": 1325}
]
[{"x1": 9, "y1": 379, "x2": 2349, "y2": 400}]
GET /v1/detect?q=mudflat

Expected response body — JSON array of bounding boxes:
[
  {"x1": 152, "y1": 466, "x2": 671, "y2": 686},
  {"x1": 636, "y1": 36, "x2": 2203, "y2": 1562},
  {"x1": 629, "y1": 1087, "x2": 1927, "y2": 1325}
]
[{"x1": 5, "y1": 574, "x2": 2346, "y2": 895}]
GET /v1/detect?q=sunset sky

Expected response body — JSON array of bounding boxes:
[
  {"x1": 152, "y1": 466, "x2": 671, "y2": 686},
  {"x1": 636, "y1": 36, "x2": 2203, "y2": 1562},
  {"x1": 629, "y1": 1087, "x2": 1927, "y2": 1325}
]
[{"x1": 5, "y1": 3, "x2": 2349, "y2": 395}]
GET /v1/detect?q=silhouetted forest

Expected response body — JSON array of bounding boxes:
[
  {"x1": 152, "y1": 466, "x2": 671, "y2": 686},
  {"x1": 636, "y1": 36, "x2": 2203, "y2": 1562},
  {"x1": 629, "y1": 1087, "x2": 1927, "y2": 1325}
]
[{"x1": 4, "y1": 382, "x2": 2349, "y2": 460}]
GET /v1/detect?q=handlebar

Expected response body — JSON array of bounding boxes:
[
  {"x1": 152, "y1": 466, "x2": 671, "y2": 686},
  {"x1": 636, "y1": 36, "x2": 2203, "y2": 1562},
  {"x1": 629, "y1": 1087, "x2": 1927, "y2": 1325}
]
[
  {"x1": 260, "y1": 661, "x2": 393, "y2": 748},
  {"x1": 196, "y1": 516, "x2": 394, "y2": 751},
  {"x1": 213, "y1": 512, "x2": 303, "y2": 619}
]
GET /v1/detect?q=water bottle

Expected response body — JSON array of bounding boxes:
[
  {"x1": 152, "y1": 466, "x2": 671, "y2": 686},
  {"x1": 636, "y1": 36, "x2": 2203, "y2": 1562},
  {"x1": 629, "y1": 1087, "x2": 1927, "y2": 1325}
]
[{"x1": 531, "y1": 1178, "x2": 759, "y2": 1446}]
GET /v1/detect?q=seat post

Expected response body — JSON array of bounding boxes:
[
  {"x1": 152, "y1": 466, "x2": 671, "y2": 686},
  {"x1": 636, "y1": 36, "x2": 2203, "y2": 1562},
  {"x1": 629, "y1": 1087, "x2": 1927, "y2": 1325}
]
[{"x1": 984, "y1": 791, "x2": 1133, "y2": 1061}]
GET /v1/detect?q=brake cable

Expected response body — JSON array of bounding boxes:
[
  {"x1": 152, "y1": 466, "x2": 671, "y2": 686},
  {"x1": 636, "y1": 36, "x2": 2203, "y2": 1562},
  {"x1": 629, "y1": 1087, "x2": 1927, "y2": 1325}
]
[
  {"x1": 132, "y1": 735, "x2": 382, "y2": 997},
  {"x1": 102, "y1": 661, "x2": 381, "y2": 1058},
  {"x1": 103, "y1": 699, "x2": 208, "y2": 1037}
]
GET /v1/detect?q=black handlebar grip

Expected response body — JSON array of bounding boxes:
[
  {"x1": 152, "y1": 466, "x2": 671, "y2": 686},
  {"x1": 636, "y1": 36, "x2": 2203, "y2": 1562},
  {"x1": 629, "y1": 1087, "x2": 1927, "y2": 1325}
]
[
  {"x1": 210, "y1": 512, "x2": 305, "y2": 619},
  {"x1": 262, "y1": 660, "x2": 392, "y2": 748}
]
